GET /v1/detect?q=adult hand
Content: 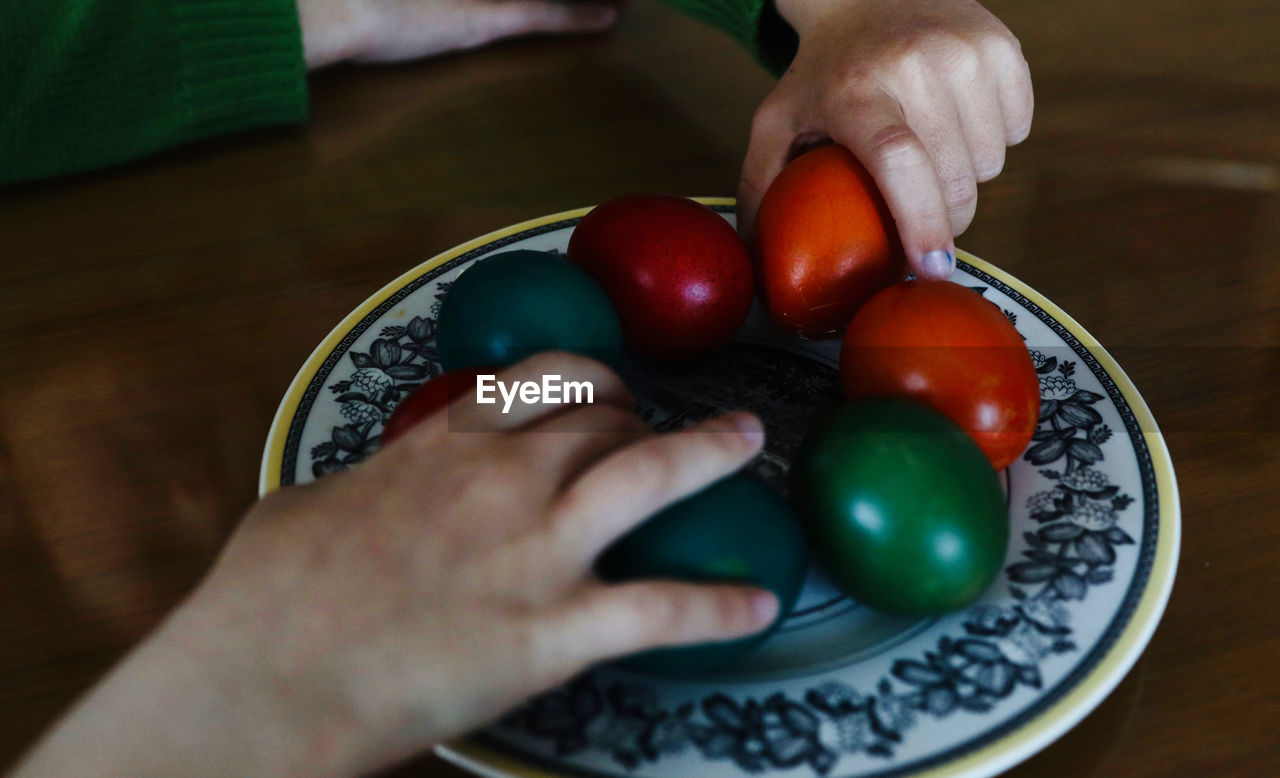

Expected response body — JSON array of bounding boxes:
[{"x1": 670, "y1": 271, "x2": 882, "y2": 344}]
[
  {"x1": 298, "y1": 0, "x2": 621, "y2": 69},
  {"x1": 15, "y1": 353, "x2": 776, "y2": 777},
  {"x1": 738, "y1": 0, "x2": 1033, "y2": 279}
]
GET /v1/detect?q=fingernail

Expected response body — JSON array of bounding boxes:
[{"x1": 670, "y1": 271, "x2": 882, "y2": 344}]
[
  {"x1": 921, "y1": 250, "x2": 955, "y2": 279},
  {"x1": 751, "y1": 591, "x2": 780, "y2": 625},
  {"x1": 727, "y1": 412, "x2": 765, "y2": 445}
]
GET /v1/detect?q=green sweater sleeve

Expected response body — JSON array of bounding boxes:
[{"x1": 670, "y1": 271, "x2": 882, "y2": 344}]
[
  {"x1": 657, "y1": 0, "x2": 798, "y2": 76},
  {"x1": 0, "y1": 1, "x2": 308, "y2": 187}
]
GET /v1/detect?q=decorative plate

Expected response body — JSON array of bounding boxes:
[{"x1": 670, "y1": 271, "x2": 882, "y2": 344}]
[{"x1": 260, "y1": 198, "x2": 1180, "y2": 778}]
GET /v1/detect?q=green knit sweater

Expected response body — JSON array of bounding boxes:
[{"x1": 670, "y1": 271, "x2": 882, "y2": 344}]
[{"x1": 0, "y1": 1, "x2": 797, "y2": 188}]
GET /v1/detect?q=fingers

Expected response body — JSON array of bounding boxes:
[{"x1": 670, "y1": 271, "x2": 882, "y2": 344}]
[
  {"x1": 898, "y1": 78, "x2": 979, "y2": 237},
  {"x1": 951, "y1": 72, "x2": 1007, "y2": 183},
  {"x1": 991, "y1": 39, "x2": 1034, "y2": 145},
  {"x1": 829, "y1": 94, "x2": 955, "y2": 280},
  {"x1": 541, "y1": 580, "x2": 779, "y2": 673},
  {"x1": 737, "y1": 92, "x2": 797, "y2": 247},
  {"x1": 522, "y1": 403, "x2": 653, "y2": 488},
  {"x1": 549, "y1": 412, "x2": 764, "y2": 567},
  {"x1": 476, "y1": 0, "x2": 620, "y2": 44},
  {"x1": 445, "y1": 352, "x2": 633, "y2": 432}
]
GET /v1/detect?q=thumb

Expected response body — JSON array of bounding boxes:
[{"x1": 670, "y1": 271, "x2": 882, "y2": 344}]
[
  {"x1": 478, "y1": 1, "x2": 620, "y2": 43},
  {"x1": 736, "y1": 95, "x2": 794, "y2": 249}
]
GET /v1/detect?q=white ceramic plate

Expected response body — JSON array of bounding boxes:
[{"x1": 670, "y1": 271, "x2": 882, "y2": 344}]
[{"x1": 260, "y1": 198, "x2": 1180, "y2": 778}]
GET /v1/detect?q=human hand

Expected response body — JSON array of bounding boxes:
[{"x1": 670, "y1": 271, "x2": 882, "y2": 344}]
[
  {"x1": 298, "y1": 0, "x2": 621, "y2": 69},
  {"x1": 15, "y1": 353, "x2": 776, "y2": 778},
  {"x1": 737, "y1": 0, "x2": 1033, "y2": 279}
]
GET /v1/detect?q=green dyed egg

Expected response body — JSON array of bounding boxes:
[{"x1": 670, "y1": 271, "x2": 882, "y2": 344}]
[
  {"x1": 790, "y1": 398, "x2": 1009, "y2": 616},
  {"x1": 437, "y1": 250, "x2": 623, "y2": 371},
  {"x1": 596, "y1": 474, "x2": 808, "y2": 677}
]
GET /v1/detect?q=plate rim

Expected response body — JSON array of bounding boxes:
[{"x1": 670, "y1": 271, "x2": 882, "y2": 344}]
[{"x1": 257, "y1": 197, "x2": 1180, "y2": 778}]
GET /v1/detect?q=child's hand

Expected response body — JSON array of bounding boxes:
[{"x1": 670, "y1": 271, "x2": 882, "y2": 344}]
[
  {"x1": 738, "y1": 0, "x2": 1033, "y2": 279},
  {"x1": 298, "y1": 0, "x2": 621, "y2": 69},
  {"x1": 16, "y1": 353, "x2": 776, "y2": 777}
]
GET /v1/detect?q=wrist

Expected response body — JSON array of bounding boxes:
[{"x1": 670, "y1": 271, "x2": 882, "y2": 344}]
[
  {"x1": 774, "y1": 0, "x2": 857, "y2": 39},
  {"x1": 14, "y1": 596, "x2": 362, "y2": 778},
  {"x1": 144, "y1": 591, "x2": 374, "y2": 776},
  {"x1": 296, "y1": 0, "x2": 373, "y2": 69}
]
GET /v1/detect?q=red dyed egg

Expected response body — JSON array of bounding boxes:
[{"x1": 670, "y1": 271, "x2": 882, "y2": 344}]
[
  {"x1": 382, "y1": 366, "x2": 493, "y2": 444},
  {"x1": 567, "y1": 195, "x2": 754, "y2": 361}
]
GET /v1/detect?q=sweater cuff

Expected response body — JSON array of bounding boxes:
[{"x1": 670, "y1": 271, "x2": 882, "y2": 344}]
[
  {"x1": 172, "y1": 0, "x2": 308, "y2": 140},
  {"x1": 666, "y1": 0, "x2": 799, "y2": 76}
]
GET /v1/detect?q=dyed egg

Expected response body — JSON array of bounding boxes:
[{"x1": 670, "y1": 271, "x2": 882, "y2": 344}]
[
  {"x1": 596, "y1": 474, "x2": 808, "y2": 676},
  {"x1": 568, "y1": 195, "x2": 754, "y2": 361},
  {"x1": 790, "y1": 398, "x2": 1009, "y2": 616},
  {"x1": 436, "y1": 250, "x2": 623, "y2": 371}
]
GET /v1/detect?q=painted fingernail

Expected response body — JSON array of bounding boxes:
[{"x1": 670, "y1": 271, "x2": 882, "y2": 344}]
[{"x1": 921, "y1": 250, "x2": 955, "y2": 279}]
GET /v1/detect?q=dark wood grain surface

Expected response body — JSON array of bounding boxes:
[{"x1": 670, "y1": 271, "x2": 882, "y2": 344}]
[{"x1": 2, "y1": 0, "x2": 1277, "y2": 775}]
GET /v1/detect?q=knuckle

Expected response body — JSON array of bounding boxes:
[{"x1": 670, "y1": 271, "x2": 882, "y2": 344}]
[
  {"x1": 883, "y1": 28, "x2": 934, "y2": 65},
  {"x1": 985, "y1": 29, "x2": 1026, "y2": 64},
  {"x1": 940, "y1": 41, "x2": 982, "y2": 81},
  {"x1": 823, "y1": 62, "x2": 878, "y2": 110},
  {"x1": 943, "y1": 173, "x2": 977, "y2": 235},
  {"x1": 899, "y1": 27, "x2": 965, "y2": 68},
  {"x1": 943, "y1": 172, "x2": 978, "y2": 209},
  {"x1": 708, "y1": 587, "x2": 753, "y2": 631},
  {"x1": 975, "y1": 150, "x2": 1005, "y2": 181},
  {"x1": 1006, "y1": 95, "x2": 1034, "y2": 144},
  {"x1": 988, "y1": 38, "x2": 1034, "y2": 144},
  {"x1": 885, "y1": 48, "x2": 930, "y2": 91},
  {"x1": 627, "y1": 444, "x2": 679, "y2": 495},
  {"x1": 630, "y1": 586, "x2": 683, "y2": 634},
  {"x1": 443, "y1": 454, "x2": 523, "y2": 511},
  {"x1": 868, "y1": 124, "x2": 925, "y2": 168},
  {"x1": 948, "y1": 206, "x2": 974, "y2": 236},
  {"x1": 833, "y1": 67, "x2": 878, "y2": 101}
]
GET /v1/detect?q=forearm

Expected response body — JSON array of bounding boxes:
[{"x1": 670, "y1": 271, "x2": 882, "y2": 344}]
[
  {"x1": 0, "y1": 0, "x2": 308, "y2": 188},
  {"x1": 12, "y1": 599, "x2": 353, "y2": 778}
]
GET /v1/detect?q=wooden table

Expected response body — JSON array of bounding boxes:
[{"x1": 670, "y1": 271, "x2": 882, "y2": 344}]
[{"x1": 2, "y1": 0, "x2": 1277, "y2": 774}]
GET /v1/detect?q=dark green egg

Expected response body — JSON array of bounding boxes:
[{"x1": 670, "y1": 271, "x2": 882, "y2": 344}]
[
  {"x1": 595, "y1": 474, "x2": 808, "y2": 677},
  {"x1": 436, "y1": 250, "x2": 623, "y2": 371},
  {"x1": 790, "y1": 398, "x2": 1009, "y2": 616}
]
